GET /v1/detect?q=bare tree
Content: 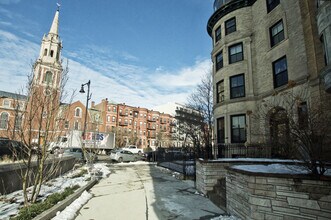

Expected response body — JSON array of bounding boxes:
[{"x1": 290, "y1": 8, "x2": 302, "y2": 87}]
[
  {"x1": 252, "y1": 83, "x2": 331, "y2": 176},
  {"x1": 6, "y1": 61, "x2": 74, "y2": 205},
  {"x1": 184, "y1": 71, "x2": 213, "y2": 158}
]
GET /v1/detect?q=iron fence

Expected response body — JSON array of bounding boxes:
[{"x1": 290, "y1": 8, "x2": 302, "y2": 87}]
[{"x1": 216, "y1": 143, "x2": 272, "y2": 158}]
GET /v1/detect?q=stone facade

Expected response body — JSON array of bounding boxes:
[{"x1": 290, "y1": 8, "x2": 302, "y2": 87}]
[
  {"x1": 196, "y1": 159, "x2": 331, "y2": 219},
  {"x1": 227, "y1": 168, "x2": 331, "y2": 220},
  {"x1": 317, "y1": 0, "x2": 331, "y2": 93},
  {"x1": 208, "y1": 0, "x2": 329, "y2": 145}
]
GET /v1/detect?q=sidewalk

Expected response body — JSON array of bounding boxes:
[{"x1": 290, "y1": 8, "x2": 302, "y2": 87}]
[{"x1": 75, "y1": 163, "x2": 225, "y2": 220}]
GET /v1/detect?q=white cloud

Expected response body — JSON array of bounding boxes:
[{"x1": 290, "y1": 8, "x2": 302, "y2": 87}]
[
  {"x1": 152, "y1": 59, "x2": 212, "y2": 87},
  {"x1": 0, "y1": 29, "x2": 212, "y2": 114}
]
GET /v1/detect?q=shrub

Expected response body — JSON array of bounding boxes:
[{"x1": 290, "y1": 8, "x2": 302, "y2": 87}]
[{"x1": 12, "y1": 185, "x2": 80, "y2": 220}]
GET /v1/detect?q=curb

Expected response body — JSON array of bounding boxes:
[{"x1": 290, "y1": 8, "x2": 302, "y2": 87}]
[{"x1": 33, "y1": 179, "x2": 98, "y2": 220}]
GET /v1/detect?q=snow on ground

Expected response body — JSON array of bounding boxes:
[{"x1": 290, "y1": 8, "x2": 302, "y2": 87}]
[
  {"x1": 0, "y1": 162, "x2": 110, "y2": 220},
  {"x1": 52, "y1": 191, "x2": 92, "y2": 220},
  {"x1": 232, "y1": 163, "x2": 331, "y2": 176},
  {"x1": 211, "y1": 215, "x2": 240, "y2": 220},
  {"x1": 207, "y1": 158, "x2": 300, "y2": 163},
  {"x1": 115, "y1": 161, "x2": 151, "y2": 166}
]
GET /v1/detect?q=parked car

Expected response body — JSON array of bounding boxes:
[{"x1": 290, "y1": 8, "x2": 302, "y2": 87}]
[
  {"x1": 62, "y1": 148, "x2": 84, "y2": 161},
  {"x1": 0, "y1": 138, "x2": 26, "y2": 160},
  {"x1": 122, "y1": 145, "x2": 143, "y2": 155},
  {"x1": 110, "y1": 150, "x2": 139, "y2": 162}
]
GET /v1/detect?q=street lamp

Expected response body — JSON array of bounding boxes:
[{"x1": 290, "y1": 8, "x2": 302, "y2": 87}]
[{"x1": 79, "y1": 80, "x2": 91, "y2": 142}]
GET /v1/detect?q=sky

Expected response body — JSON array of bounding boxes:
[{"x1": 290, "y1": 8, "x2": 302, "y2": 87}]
[{"x1": 0, "y1": 0, "x2": 214, "y2": 113}]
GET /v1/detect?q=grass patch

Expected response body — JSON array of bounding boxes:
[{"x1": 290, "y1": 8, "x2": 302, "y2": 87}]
[{"x1": 12, "y1": 185, "x2": 80, "y2": 220}]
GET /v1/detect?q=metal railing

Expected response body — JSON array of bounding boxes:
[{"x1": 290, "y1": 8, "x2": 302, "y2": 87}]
[{"x1": 216, "y1": 143, "x2": 272, "y2": 158}]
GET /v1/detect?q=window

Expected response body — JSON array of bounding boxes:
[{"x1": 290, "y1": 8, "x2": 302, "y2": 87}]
[
  {"x1": 3, "y1": 100, "x2": 10, "y2": 108},
  {"x1": 217, "y1": 117, "x2": 225, "y2": 144},
  {"x1": 231, "y1": 114, "x2": 246, "y2": 143},
  {"x1": 50, "y1": 50, "x2": 54, "y2": 57},
  {"x1": 270, "y1": 20, "x2": 284, "y2": 47},
  {"x1": 230, "y1": 74, "x2": 245, "y2": 99},
  {"x1": 112, "y1": 116, "x2": 116, "y2": 122},
  {"x1": 229, "y1": 43, "x2": 243, "y2": 64},
  {"x1": 14, "y1": 114, "x2": 22, "y2": 130},
  {"x1": 216, "y1": 80, "x2": 224, "y2": 103},
  {"x1": 0, "y1": 112, "x2": 9, "y2": 129},
  {"x1": 273, "y1": 56, "x2": 288, "y2": 88},
  {"x1": 225, "y1": 17, "x2": 236, "y2": 35},
  {"x1": 320, "y1": 35, "x2": 328, "y2": 66},
  {"x1": 107, "y1": 106, "x2": 111, "y2": 111},
  {"x1": 44, "y1": 49, "x2": 48, "y2": 56},
  {"x1": 74, "y1": 121, "x2": 79, "y2": 130},
  {"x1": 215, "y1": 26, "x2": 222, "y2": 42},
  {"x1": 113, "y1": 106, "x2": 116, "y2": 112},
  {"x1": 64, "y1": 121, "x2": 69, "y2": 129},
  {"x1": 107, "y1": 115, "x2": 111, "y2": 122},
  {"x1": 298, "y1": 102, "x2": 308, "y2": 128},
  {"x1": 216, "y1": 51, "x2": 223, "y2": 71},
  {"x1": 266, "y1": 0, "x2": 280, "y2": 13},
  {"x1": 75, "y1": 108, "x2": 81, "y2": 117},
  {"x1": 45, "y1": 71, "x2": 53, "y2": 84}
]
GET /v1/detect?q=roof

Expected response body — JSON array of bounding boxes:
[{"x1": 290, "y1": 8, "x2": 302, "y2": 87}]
[{"x1": 0, "y1": 90, "x2": 27, "y2": 101}]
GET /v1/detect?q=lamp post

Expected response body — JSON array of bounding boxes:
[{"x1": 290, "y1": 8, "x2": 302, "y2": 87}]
[{"x1": 79, "y1": 80, "x2": 91, "y2": 144}]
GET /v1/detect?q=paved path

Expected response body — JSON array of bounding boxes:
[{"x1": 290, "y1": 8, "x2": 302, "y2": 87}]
[{"x1": 75, "y1": 163, "x2": 225, "y2": 220}]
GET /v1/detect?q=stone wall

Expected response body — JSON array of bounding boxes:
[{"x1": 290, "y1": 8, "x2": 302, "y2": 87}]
[
  {"x1": 196, "y1": 159, "x2": 229, "y2": 195},
  {"x1": 0, "y1": 156, "x2": 76, "y2": 195},
  {"x1": 226, "y1": 167, "x2": 331, "y2": 219}
]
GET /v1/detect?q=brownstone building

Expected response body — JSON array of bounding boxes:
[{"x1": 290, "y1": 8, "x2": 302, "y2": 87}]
[{"x1": 94, "y1": 99, "x2": 175, "y2": 150}]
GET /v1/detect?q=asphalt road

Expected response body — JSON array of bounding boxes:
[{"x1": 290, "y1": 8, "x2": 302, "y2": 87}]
[{"x1": 75, "y1": 163, "x2": 225, "y2": 220}]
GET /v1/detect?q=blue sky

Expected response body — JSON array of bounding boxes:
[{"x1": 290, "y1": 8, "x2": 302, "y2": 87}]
[{"x1": 0, "y1": 0, "x2": 214, "y2": 112}]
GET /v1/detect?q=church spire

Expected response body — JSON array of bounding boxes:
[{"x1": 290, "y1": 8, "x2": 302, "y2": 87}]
[{"x1": 49, "y1": 8, "x2": 59, "y2": 35}]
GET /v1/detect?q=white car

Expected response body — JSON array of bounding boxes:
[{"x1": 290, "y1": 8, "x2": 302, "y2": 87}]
[
  {"x1": 122, "y1": 145, "x2": 143, "y2": 155},
  {"x1": 110, "y1": 150, "x2": 139, "y2": 162}
]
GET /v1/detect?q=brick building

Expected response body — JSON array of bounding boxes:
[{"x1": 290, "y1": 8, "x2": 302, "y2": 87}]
[
  {"x1": 208, "y1": 0, "x2": 331, "y2": 149},
  {"x1": 94, "y1": 99, "x2": 175, "y2": 150}
]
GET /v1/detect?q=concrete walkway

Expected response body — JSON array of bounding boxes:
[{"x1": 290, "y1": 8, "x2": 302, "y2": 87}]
[{"x1": 75, "y1": 163, "x2": 225, "y2": 220}]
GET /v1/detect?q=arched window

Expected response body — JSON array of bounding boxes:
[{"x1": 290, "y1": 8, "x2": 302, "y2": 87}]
[
  {"x1": 75, "y1": 108, "x2": 82, "y2": 117},
  {"x1": 0, "y1": 112, "x2": 9, "y2": 129},
  {"x1": 45, "y1": 71, "x2": 53, "y2": 84},
  {"x1": 44, "y1": 49, "x2": 48, "y2": 56}
]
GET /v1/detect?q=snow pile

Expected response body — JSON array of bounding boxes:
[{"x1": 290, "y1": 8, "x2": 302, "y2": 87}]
[
  {"x1": 0, "y1": 163, "x2": 110, "y2": 220},
  {"x1": 232, "y1": 163, "x2": 320, "y2": 175},
  {"x1": 116, "y1": 161, "x2": 150, "y2": 166},
  {"x1": 211, "y1": 215, "x2": 240, "y2": 220},
  {"x1": 89, "y1": 163, "x2": 111, "y2": 178},
  {"x1": 52, "y1": 190, "x2": 92, "y2": 220}
]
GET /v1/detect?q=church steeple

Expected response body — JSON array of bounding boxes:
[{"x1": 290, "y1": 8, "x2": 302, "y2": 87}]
[
  {"x1": 49, "y1": 9, "x2": 59, "y2": 36},
  {"x1": 33, "y1": 7, "x2": 63, "y2": 91}
]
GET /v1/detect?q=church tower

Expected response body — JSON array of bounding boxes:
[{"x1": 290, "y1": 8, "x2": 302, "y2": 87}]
[
  {"x1": 32, "y1": 8, "x2": 63, "y2": 99},
  {"x1": 26, "y1": 7, "x2": 64, "y2": 145}
]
